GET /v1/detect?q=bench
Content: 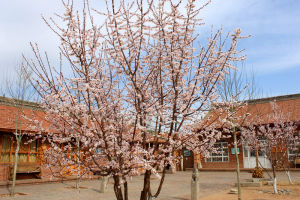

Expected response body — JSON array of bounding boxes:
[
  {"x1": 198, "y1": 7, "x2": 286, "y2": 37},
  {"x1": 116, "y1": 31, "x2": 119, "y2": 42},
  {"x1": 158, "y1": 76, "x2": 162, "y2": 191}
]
[{"x1": 9, "y1": 163, "x2": 41, "y2": 180}]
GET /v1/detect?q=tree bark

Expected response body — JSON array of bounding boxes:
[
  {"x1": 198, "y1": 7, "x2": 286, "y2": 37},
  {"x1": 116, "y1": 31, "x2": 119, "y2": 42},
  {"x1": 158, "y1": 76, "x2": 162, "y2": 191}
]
[
  {"x1": 255, "y1": 148, "x2": 259, "y2": 168},
  {"x1": 75, "y1": 137, "x2": 80, "y2": 189},
  {"x1": 140, "y1": 170, "x2": 151, "y2": 200},
  {"x1": 153, "y1": 167, "x2": 166, "y2": 198},
  {"x1": 11, "y1": 137, "x2": 21, "y2": 196},
  {"x1": 113, "y1": 175, "x2": 124, "y2": 200},
  {"x1": 272, "y1": 162, "x2": 278, "y2": 194},
  {"x1": 124, "y1": 181, "x2": 128, "y2": 200},
  {"x1": 234, "y1": 131, "x2": 241, "y2": 200},
  {"x1": 285, "y1": 170, "x2": 293, "y2": 185}
]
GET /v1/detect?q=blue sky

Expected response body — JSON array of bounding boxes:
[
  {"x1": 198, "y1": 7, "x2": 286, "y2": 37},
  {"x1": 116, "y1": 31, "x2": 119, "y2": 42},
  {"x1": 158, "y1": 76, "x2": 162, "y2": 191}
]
[
  {"x1": 200, "y1": 0, "x2": 300, "y2": 96},
  {"x1": 0, "y1": 0, "x2": 299, "y2": 97}
]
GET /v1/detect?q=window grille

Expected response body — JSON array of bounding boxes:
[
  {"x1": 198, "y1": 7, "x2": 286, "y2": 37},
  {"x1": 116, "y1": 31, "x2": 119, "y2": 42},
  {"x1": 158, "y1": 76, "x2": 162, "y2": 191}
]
[{"x1": 206, "y1": 142, "x2": 229, "y2": 162}]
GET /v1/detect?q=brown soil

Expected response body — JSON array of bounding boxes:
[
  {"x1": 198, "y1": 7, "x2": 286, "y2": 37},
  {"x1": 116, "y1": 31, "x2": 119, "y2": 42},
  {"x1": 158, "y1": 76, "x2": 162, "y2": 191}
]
[
  {"x1": 200, "y1": 182, "x2": 300, "y2": 200},
  {"x1": 64, "y1": 186, "x2": 89, "y2": 189},
  {"x1": 0, "y1": 192, "x2": 28, "y2": 197}
]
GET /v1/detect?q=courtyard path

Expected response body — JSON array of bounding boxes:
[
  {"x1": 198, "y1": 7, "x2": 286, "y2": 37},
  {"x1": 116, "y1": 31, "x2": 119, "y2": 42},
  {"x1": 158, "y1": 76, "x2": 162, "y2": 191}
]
[{"x1": 0, "y1": 171, "x2": 300, "y2": 200}]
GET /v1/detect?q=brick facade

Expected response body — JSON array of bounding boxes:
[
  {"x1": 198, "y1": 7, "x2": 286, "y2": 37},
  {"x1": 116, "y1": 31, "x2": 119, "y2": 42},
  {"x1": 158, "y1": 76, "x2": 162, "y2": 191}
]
[
  {"x1": 1, "y1": 94, "x2": 300, "y2": 178},
  {"x1": 0, "y1": 164, "x2": 10, "y2": 181},
  {"x1": 200, "y1": 143, "x2": 244, "y2": 169},
  {"x1": 190, "y1": 93, "x2": 300, "y2": 170}
]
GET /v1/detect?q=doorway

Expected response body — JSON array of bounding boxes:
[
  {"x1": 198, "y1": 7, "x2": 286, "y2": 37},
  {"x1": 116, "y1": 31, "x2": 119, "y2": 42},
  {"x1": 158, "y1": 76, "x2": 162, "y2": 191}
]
[
  {"x1": 183, "y1": 149, "x2": 194, "y2": 170},
  {"x1": 243, "y1": 145, "x2": 271, "y2": 168}
]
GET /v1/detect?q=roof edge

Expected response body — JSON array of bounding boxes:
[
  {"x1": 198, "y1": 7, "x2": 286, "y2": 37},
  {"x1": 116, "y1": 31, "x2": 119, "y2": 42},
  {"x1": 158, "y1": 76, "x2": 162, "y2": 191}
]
[
  {"x1": 0, "y1": 96, "x2": 42, "y2": 110},
  {"x1": 247, "y1": 93, "x2": 300, "y2": 105}
]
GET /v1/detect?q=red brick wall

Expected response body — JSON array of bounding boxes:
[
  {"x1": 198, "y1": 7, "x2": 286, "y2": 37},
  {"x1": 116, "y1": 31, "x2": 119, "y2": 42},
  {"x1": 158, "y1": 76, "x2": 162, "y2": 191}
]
[{"x1": 0, "y1": 164, "x2": 10, "y2": 181}]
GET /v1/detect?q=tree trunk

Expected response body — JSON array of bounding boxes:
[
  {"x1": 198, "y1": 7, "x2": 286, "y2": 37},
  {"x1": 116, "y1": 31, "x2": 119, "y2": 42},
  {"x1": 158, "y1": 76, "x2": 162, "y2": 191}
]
[
  {"x1": 124, "y1": 181, "x2": 128, "y2": 200},
  {"x1": 234, "y1": 132, "x2": 241, "y2": 200},
  {"x1": 11, "y1": 137, "x2": 21, "y2": 196},
  {"x1": 75, "y1": 137, "x2": 80, "y2": 189},
  {"x1": 153, "y1": 167, "x2": 166, "y2": 198},
  {"x1": 272, "y1": 162, "x2": 278, "y2": 194},
  {"x1": 255, "y1": 148, "x2": 259, "y2": 168},
  {"x1": 113, "y1": 175, "x2": 124, "y2": 200},
  {"x1": 285, "y1": 170, "x2": 293, "y2": 185},
  {"x1": 140, "y1": 170, "x2": 151, "y2": 200}
]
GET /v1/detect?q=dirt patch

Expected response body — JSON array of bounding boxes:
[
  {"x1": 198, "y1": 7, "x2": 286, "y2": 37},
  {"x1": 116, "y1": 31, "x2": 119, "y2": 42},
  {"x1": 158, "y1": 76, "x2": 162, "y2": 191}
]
[
  {"x1": 200, "y1": 182, "x2": 300, "y2": 200},
  {"x1": 0, "y1": 192, "x2": 28, "y2": 198},
  {"x1": 64, "y1": 186, "x2": 89, "y2": 189}
]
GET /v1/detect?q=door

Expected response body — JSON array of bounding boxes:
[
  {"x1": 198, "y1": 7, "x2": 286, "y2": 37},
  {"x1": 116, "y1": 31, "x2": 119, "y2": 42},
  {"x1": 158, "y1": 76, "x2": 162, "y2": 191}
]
[
  {"x1": 243, "y1": 145, "x2": 271, "y2": 169},
  {"x1": 183, "y1": 149, "x2": 194, "y2": 170}
]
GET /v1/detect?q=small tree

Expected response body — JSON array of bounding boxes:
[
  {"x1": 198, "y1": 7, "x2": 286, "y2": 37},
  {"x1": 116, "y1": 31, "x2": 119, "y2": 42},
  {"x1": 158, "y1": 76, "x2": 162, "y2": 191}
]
[
  {"x1": 215, "y1": 65, "x2": 262, "y2": 200},
  {"x1": 214, "y1": 99, "x2": 246, "y2": 200},
  {"x1": 283, "y1": 133, "x2": 300, "y2": 184},
  {"x1": 242, "y1": 101, "x2": 298, "y2": 194},
  {"x1": 3, "y1": 65, "x2": 35, "y2": 196}
]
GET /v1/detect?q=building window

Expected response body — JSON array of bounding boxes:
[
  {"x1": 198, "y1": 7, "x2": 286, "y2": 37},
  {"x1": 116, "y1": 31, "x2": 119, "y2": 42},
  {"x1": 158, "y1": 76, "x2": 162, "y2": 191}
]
[
  {"x1": 206, "y1": 142, "x2": 229, "y2": 162},
  {"x1": 0, "y1": 134, "x2": 38, "y2": 163},
  {"x1": 288, "y1": 148, "x2": 299, "y2": 162},
  {"x1": 1, "y1": 135, "x2": 11, "y2": 162},
  {"x1": 287, "y1": 137, "x2": 299, "y2": 162},
  {"x1": 250, "y1": 149, "x2": 265, "y2": 157}
]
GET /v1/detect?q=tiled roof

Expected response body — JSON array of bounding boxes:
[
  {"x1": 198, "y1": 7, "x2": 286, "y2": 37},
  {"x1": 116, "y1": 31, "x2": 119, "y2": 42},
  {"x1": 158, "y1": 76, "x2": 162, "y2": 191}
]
[
  {"x1": 0, "y1": 96, "x2": 41, "y2": 110},
  {"x1": 196, "y1": 93, "x2": 300, "y2": 130},
  {"x1": 0, "y1": 96, "x2": 47, "y2": 133}
]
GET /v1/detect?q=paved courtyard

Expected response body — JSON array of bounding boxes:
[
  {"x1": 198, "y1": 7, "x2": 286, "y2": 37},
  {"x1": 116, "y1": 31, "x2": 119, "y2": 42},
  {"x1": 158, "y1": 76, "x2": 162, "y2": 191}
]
[{"x1": 1, "y1": 171, "x2": 300, "y2": 200}]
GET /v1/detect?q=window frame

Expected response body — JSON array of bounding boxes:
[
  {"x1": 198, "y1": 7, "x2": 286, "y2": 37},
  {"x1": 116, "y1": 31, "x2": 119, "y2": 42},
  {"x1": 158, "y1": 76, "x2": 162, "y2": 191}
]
[
  {"x1": 0, "y1": 134, "x2": 39, "y2": 164},
  {"x1": 206, "y1": 141, "x2": 229, "y2": 162},
  {"x1": 287, "y1": 135, "x2": 300, "y2": 162}
]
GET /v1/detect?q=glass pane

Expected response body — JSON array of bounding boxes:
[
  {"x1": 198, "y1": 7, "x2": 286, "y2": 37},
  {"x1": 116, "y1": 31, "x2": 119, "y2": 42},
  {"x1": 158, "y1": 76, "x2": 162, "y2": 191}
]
[
  {"x1": 224, "y1": 148, "x2": 228, "y2": 155},
  {"x1": 258, "y1": 150, "x2": 265, "y2": 157},
  {"x1": 212, "y1": 157, "x2": 221, "y2": 162},
  {"x1": 223, "y1": 157, "x2": 229, "y2": 162},
  {"x1": 0, "y1": 153, "x2": 10, "y2": 162},
  {"x1": 250, "y1": 150, "x2": 256, "y2": 157},
  {"x1": 29, "y1": 154, "x2": 37, "y2": 162},
  {"x1": 19, "y1": 153, "x2": 28, "y2": 162},
  {"x1": 30, "y1": 141, "x2": 37, "y2": 152},
  {"x1": 11, "y1": 153, "x2": 28, "y2": 163},
  {"x1": 19, "y1": 142, "x2": 29, "y2": 152},
  {"x1": 244, "y1": 149, "x2": 248, "y2": 157}
]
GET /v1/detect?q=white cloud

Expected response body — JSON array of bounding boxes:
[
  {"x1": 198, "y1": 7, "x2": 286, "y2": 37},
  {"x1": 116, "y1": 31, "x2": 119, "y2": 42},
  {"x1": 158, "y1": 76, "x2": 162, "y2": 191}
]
[
  {"x1": 196, "y1": 0, "x2": 300, "y2": 73},
  {"x1": 248, "y1": 50, "x2": 300, "y2": 74}
]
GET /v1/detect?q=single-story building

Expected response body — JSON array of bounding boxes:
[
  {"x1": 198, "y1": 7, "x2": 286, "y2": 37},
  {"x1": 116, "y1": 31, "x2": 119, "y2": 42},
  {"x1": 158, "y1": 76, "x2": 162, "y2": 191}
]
[
  {"x1": 0, "y1": 96, "x2": 45, "y2": 180},
  {"x1": 0, "y1": 96, "x2": 89, "y2": 181},
  {"x1": 1, "y1": 93, "x2": 300, "y2": 180},
  {"x1": 183, "y1": 93, "x2": 300, "y2": 170}
]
